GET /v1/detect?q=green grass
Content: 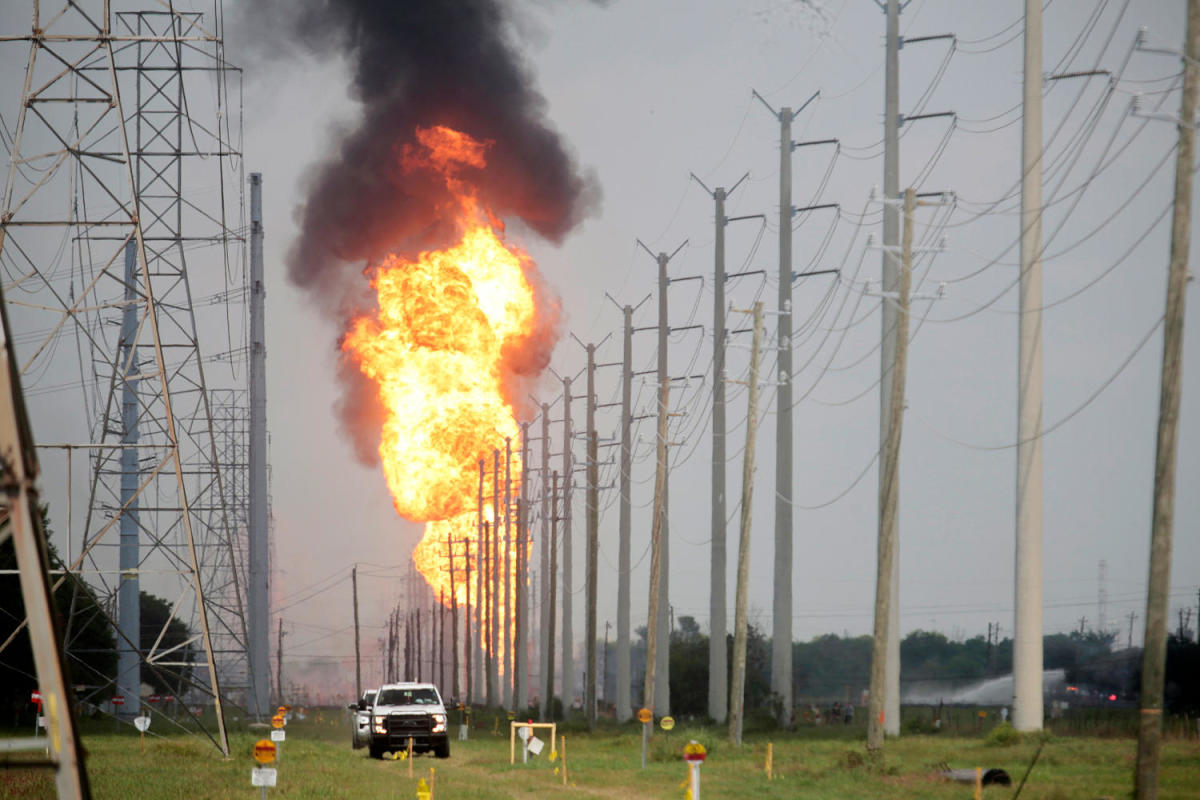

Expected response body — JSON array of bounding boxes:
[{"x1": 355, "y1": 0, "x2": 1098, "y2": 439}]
[{"x1": 3, "y1": 710, "x2": 1199, "y2": 798}]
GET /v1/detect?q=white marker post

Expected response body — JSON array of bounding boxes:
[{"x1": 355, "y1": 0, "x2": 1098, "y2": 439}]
[{"x1": 133, "y1": 715, "x2": 150, "y2": 754}]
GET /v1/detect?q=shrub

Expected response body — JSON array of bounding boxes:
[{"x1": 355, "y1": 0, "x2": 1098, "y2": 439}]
[{"x1": 985, "y1": 722, "x2": 1021, "y2": 746}]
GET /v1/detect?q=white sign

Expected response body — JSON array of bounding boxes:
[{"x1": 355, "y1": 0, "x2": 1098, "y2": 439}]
[
  {"x1": 458, "y1": 723, "x2": 469, "y2": 741},
  {"x1": 36, "y1": 716, "x2": 46, "y2": 729},
  {"x1": 270, "y1": 729, "x2": 286, "y2": 742},
  {"x1": 133, "y1": 716, "x2": 151, "y2": 733},
  {"x1": 251, "y1": 767, "x2": 278, "y2": 787},
  {"x1": 518, "y1": 725, "x2": 532, "y2": 741},
  {"x1": 527, "y1": 736, "x2": 544, "y2": 756}
]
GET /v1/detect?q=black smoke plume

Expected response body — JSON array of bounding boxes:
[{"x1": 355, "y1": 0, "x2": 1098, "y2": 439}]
[{"x1": 245, "y1": 0, "x2": 598, "y2": 464}]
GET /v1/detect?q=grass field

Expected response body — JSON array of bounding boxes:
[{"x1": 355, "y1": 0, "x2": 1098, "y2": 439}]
[{"x1": 3, "y1": 710, "x2": 1199, "y2": 799}]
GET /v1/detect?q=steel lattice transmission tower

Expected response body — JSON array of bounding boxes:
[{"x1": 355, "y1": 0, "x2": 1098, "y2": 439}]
[{"x1": 0, "y1": 2, "x2": 250, "y2": 756}]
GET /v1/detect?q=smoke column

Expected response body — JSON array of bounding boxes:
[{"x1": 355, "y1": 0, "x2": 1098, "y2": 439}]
[{"x1": 249, "y1": 0, "x2": 597, "y2": 461}]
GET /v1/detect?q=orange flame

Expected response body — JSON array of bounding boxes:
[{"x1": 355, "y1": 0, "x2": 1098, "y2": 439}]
[{"x1": 343, "y1": 125, "x2": 531, "y2": 612}]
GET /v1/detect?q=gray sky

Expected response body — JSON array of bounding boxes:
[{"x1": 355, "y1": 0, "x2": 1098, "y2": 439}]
[{"x1": 4, "y1": 0, "x2": 1198, "y2": 701}]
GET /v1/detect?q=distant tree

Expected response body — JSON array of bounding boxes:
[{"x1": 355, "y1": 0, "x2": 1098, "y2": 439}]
[
  {"x1": 669, "y1": 616, "x2": 707, "y2": 717},
  {"x1": 0, "y1": 506, "x2": 115, "y2": 726},
  {"x1": 139, "y1": 591, "x2": 195, "y2": 696}
]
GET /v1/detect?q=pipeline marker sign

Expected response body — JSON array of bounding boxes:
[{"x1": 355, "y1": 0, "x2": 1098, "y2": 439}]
[
  {"x1": 518, "y1": 725, "x2": 532, "y2": 741},
  {"x1": 112, "y1": 695, "x2": 125, "y2": 706},
  {"x1": 271, "y1": 714, "x2": 285, "y2": 729},
  {"x1": 253, "y1": 739, "x2": 277, "y2": 764},
  {"x1": 660, "y1": 716, "x2": 675, "y2": 731},
  {"x1": 251, "y1": 767, "x2": 277, "y2": 787},
  {"x1": 637, "y1": 707, "x2": 652, "y2": 724},
  {"x1": 271, "y1": 729, "x2": 286, "y2": 742},
  {"x1": 133, "y1": 716, "x2": 151, "y2": 733},
  {"x1": 528, "y1": 736, "x2": 544, "y2": 756}
]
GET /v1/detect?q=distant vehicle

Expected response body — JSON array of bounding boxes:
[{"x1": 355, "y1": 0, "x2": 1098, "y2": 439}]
[
  {"x1": 367, "y1": 682, "x2": 450, "y2": 759},
  {"x1": 349, "y1": 689, "x2": 377, "y2": 750}
]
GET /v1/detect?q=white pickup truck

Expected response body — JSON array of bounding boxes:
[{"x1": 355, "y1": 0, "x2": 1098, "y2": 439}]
[{"x1": 367, "y1": 682, "x2": 450, "y2": 759}]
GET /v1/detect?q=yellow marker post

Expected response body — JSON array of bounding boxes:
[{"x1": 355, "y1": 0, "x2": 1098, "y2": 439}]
[
  {"x1": 974, "y1": 766, "x2": 982, "y2": 800},
  {"x1": 560, "y1": 735, "x2": 568, "y2": 786},
  {"x1": 429, "y1": 766, "x2": 435, "y2": 800},
  {"x1": 765, "y1": 742, "x2": 773, "y2": 780},
  {"x1": 407, "y1": 737, "x2": 414, "y2": 778}
]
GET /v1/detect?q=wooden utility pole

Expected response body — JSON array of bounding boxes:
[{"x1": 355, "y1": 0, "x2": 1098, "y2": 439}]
[
  {"x1": 517, "y1": 422, "x2": 531, "y2": 710},
  {"x1": 504, "y1": 437, "x2": 513, "y2": 709},
  {"x1": 616, "y1": 305, "x2": 634, "y2": 722},
  {"x1": 539, "y1": 403, "x2": 552, "y2": 709},
  {"x1": 447, "y1": 533, "x2": 459, "y2": 701},
  {"x1": 464, "y1": 540, "x2": 473, "y2": 703},
  {"x1": 643, "y1": 373, "x2": 671, "y2": 719},
  {"x1": 1137, "y1": 4, "x2": 1199, "y2": 795},
  {"x1": 560, "y1": 378, "x2": 575, "y2": 714},
  {"x1": 543, "y1": 471, "x2": 559, "y2": 721},
  {"x1": 476, "y1": 458, "x2": 485, "y2": 703},
  {"x1": 491, "y1": 448, "x2": 501, "y2": 706},
  {"x1": 439, "y1": 589, "x2": 446, "y2": 692},
  {"x1": 867, "y1": 188, "x2": 914, "y2": 753},
  {"x1": 585, "y1": 427, "x2": 599, "y2": 728},
  {"x1": 352, "y1": 565, "x2": 361, "y2": 699},
  {"x1": 729, "y1": 301, "x2": 763, "y2": 745},
  {"x1": 276, "y1": 618, "x2": 284, "y2": 705},
  {"x1": 483, "y1": 519, "x2": 493, "y2": 705}
]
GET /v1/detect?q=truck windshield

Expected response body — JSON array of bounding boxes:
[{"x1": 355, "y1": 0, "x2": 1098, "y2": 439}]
[{"x1": 377, "y1": 688, "x2": 440, "y2": 706}]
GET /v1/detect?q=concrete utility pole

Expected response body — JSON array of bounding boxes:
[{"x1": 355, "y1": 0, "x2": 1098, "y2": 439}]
[
  {"x1": 560, "y1": 376, "x2": 575, "y2": 714},
  {"x1": 616, "y1": 306, "x2": 634, "y2": 722},
  {"x1": 868, "y1": 188, "x2": 914, "y2": 753},
  {"x1": 543, "y1": 471, "x2": 559, "y2": 721},
  {"x1": 641, "y1": 242, "x2": 687, "y2": 716},
  {"x1": 729, "y1": 301, "x2": 763, "y2": 745},
  {"x1": 775, "y1": 103, "x2": 796, "y2": 726},
  {"x1": 690, "y1": 170, "x2": 750, "y2": 724},
  {"x1": 1137, "y1": 2, "x2": 1199, "y2": 795},
  {"x1": 475, "y1": 459, "x2": 485, "y2": 703},
  {"x1": 540, "y1": 403, "x2": 552, "y2": 709},
  {"x1": 117, "y1": 239, "x2": 141, "y2": 721},
  {"x1": 505, "y1": 437, "x2": 514, "y2": 709},
  {"x1": 517, "y1": 422, "x2": 530, "y2": 710},
  {"x1": 353, "y1": 566, "x2": 361, "y2": 699},
  {"x1": 585, "y1": 342, "x2": 600, "y2": 728},
  {"x1": 248, "y1": 172, "x2": 270, "y2": 719},
  {"x1": 1013, "y1": 0, "x2": 1046, "y2": 735},
  {"x1": 752, "y1": 86, "x2": 816, "y2": 726}
]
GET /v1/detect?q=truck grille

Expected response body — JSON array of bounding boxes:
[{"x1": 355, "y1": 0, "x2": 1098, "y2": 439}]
[{"x1": 386, "y1": 714, "x2": 432, "y2": 734}]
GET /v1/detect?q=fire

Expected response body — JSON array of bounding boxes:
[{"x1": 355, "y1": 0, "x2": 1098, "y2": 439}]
[{"x1": 343, "y1": 125, "x2": 532, "y2": 609}]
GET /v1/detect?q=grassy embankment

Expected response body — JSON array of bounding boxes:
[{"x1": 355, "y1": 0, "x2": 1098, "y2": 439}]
[{"x1": 2, "y1": 709, "x2": 1199, "y2": 799}]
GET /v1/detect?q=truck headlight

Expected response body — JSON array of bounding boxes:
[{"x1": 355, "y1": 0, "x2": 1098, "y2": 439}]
[
  {"x1": 373, "y1": 715, "x2": 387, "y2": 734},
  {"x1": 432, "y1": 713, "x2": 446, "y2": 733}
]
